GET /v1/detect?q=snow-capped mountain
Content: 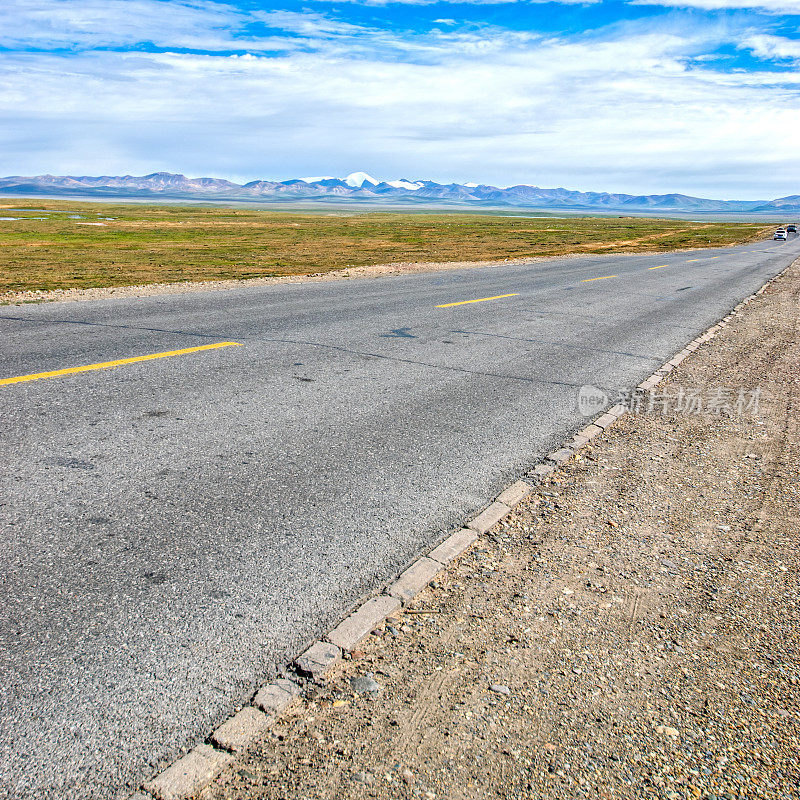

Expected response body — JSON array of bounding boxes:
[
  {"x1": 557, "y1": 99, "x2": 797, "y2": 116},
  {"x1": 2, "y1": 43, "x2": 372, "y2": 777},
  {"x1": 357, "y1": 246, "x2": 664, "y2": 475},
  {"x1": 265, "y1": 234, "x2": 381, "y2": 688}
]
[
  {"x1": 344, "y1": 172, "x2": 379, "y2": 188},
  {"x1": 387, "y1": 179, "x2": 422, "y2": 191},
  {"x1": 0, "y1": 171, "x2": 797, "y2": 213}
]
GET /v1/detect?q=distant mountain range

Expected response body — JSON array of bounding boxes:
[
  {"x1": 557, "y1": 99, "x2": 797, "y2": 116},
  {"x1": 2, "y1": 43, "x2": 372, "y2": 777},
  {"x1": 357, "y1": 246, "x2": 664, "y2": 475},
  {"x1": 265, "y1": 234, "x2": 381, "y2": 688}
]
[{"x1": 1, "y1": 171, "x2": 798, "y2": 213}]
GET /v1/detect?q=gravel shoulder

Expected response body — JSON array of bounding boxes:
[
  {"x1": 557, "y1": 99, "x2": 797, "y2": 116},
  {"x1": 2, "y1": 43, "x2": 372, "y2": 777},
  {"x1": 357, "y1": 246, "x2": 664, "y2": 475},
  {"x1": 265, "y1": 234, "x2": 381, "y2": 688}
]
[{"x1": 203, "y1": 258, "x2": 800, "y2": 800}]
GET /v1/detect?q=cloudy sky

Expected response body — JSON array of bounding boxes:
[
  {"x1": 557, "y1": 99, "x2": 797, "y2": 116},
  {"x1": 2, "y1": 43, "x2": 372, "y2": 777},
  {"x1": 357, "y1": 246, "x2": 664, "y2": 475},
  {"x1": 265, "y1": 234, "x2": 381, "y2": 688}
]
[{"x1": 1, "y1": 0, "x2": 798, "y2": 197}]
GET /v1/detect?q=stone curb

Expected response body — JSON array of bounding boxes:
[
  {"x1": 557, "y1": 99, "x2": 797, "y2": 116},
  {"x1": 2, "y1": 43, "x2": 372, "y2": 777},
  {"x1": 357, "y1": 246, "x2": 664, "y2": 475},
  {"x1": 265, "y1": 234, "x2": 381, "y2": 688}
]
[
  {"x1": 253, "y1": 678, "x2": 301, "y2": 717},
  {"x1": 577, "y1": 423, "x2": 603, "y2": 439},
  {"x1": 131, "y1": 258, "x2": 794, "y2": 800},
  {"x1": 211, "y1": 707, "x2": 272, "y2": 753},
  {"x1": 295, "y1": 641, "x2": 341, "y2": 679},
  {"x1": 388, "y1": 556, "x2": 444, "y2": 605},
  {"x1": 428, "y1": 528, "x2": 478, "y2": 564},
  {"x1": 547, "y1": 447, "x2": 574, "y2": 465},
  {"x1": 532, "y1": 462, "x2": 556, "y2": 478},
  {"x1": 496, "y1": 479, "x2": 533, "y2": 508},
  {"x1": 467, "y1": 500, "x2": 512, "y2": 534},
  {"x1": 142, "y1": 744, "x2": 233, "y2": 800},
  {"x1": 326, "y1": 595, "x2": 402, "y2": 653}
]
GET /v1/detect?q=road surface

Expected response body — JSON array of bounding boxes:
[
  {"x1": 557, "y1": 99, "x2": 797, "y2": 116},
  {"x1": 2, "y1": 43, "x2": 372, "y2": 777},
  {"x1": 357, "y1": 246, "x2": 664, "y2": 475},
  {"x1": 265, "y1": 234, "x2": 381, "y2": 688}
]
[{"x1": 1, "y1": 236, "x2": 798, "y2": 798}]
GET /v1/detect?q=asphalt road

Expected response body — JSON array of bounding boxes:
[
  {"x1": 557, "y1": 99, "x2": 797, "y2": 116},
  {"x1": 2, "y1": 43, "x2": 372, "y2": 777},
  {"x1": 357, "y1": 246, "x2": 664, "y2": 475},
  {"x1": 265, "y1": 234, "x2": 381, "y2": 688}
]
[{"x1": 1, "y1": 236, "x2": 798, "y2": 799}]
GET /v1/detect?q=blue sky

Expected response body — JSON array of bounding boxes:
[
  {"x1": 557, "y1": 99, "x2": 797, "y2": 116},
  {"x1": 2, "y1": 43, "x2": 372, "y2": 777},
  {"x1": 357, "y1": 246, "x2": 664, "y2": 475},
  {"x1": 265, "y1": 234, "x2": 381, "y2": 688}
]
[{"x1": 0, "y1": 0, "x2": 798, "y2": 197}]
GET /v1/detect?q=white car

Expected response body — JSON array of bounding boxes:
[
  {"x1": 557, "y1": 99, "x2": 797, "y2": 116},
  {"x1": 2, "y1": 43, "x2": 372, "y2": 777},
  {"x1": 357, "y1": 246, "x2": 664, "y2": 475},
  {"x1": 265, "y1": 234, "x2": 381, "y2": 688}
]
[{"x1": 774, "y1": 229, "x2": 787, "y2": 240}]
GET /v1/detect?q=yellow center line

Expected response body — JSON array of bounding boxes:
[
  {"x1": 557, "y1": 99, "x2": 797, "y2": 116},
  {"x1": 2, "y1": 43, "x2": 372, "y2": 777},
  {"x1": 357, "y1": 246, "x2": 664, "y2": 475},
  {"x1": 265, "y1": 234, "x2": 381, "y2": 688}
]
[
  {"x1": 648, "y1": 264, "x2": 669, "y2": 270},
  {"x1": 436, "y1": 293, "x2": 519, "y2": 308},
  {"x1": 0, "y1": 341, "x2": 243, "y2": 386},
  {"x1": 686, "y1": 258, "x2": 701, "y2": 262},
  {"x1": 580, "y1": 275, "x2": 618, "y2": 283}
]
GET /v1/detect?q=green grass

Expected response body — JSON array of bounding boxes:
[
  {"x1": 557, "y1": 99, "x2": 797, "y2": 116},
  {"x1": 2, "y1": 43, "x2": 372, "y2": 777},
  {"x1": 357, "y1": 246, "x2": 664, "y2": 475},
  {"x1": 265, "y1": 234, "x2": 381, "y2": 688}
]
[{"x1": 0, "y1": 198, "x2": 773, "y2": 294}]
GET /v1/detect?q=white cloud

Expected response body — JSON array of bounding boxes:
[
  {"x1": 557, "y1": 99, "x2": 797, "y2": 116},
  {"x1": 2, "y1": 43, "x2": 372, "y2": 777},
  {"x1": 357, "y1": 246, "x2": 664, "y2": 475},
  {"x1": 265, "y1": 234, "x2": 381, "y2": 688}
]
[
  {"x1": 329, "y1": 0, "x2": 600, "y2": 4},
  {"x1": 741, "y1": 34, "x2": 800, "y2": 60},
  {"x1": 0, "y1": 0, "x2": 258, "y2": 50},
  {"x1": 0, "y1": 0, "x2": 598, "y2": 50},
  {"x1": 630, "y1": 0, "x2": 800, "y2": 13},
  {"x1": 255, "y1": 10, "x2": 373, "y2": 38},
  {"x1": 0, "y1": 0, "x2": 539, "y2": 56},
  {"x1": 0, "y1": 3, "x2": 798, "y2": 197},
  {"x1": 305, "y1": 0, "x2": 598, "y2": 4}
]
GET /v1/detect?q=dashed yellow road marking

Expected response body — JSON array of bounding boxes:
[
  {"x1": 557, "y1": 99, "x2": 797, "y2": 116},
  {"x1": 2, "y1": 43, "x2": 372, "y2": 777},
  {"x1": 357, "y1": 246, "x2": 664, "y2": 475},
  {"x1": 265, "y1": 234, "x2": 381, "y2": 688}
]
[
  {"x1": 648, "y1": 264, "x2": 669, "y2": 270},
  {"x1": 0, "y1": 342, "x2": 243, "y2": 386},
  {"x1": 581, "y1": 275, "x2": 618, "y2": 282},
  {"x1": 686, "y1": 258, "x2": 702, "y2": 262},
  {"x1": 436, "y1": 293, "x2": 519, "y2": 308}
]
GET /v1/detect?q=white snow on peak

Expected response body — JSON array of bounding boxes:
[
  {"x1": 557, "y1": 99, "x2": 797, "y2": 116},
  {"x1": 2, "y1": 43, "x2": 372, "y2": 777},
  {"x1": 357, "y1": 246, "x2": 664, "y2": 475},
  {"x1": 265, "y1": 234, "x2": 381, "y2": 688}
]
[
  {"x1": 301, "y1": 176, "x2": 335, "y2": 183},
  {"x1": 388, "y1": 180, "x2": 422, "y2": 191},
  {"x1": 464, "y1": 182, "x2": 479, "y2": 188},
  {"x1": 345, "y1": 171, "x2": 380, "y2": 187}
]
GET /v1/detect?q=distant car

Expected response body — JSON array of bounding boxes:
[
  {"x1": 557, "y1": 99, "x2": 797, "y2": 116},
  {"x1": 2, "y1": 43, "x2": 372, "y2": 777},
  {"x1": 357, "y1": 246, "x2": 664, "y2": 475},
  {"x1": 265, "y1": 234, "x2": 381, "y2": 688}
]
[
  {"x1": 774, "y1": 229, "x2": 787, "y2": 240},
  {"x1": 787, "y1": 224, "x2": 797, "y2": 233}
]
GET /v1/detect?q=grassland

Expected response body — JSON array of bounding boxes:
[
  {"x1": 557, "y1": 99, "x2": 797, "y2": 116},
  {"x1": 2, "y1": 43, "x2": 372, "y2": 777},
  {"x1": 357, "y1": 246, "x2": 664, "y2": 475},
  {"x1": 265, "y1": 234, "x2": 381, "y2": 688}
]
[{"x1": 0, "y1": 198, "x2": 773, "y2": 295}]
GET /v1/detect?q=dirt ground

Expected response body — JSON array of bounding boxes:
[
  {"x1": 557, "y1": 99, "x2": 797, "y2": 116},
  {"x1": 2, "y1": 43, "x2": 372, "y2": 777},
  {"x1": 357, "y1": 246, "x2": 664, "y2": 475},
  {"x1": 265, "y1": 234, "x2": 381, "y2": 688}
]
[{"x1": 204, "y1": 261, "x2": 800, "y2": 800}]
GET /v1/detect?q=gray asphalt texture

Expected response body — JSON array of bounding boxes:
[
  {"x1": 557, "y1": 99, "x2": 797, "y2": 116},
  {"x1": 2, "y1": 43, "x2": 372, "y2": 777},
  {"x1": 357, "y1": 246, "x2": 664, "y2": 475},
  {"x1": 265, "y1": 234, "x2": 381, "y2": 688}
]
[{"x1": 1, "y1": 236, "x2": 798, "y2": 799}]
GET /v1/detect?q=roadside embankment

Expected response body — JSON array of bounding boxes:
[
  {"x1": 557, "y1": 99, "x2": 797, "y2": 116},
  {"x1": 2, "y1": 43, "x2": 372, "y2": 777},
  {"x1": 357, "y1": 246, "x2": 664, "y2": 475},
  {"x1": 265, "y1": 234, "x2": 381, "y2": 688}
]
[{"x1": 200, "y1": 258, "x2": 800, "y2": 800}]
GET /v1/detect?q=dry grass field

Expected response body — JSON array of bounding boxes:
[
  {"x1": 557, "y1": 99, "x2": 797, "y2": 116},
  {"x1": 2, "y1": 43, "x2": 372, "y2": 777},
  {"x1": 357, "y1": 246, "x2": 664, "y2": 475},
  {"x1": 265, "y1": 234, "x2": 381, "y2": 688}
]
[{"x1": 0, "y1": 199, "x2": 773, "y2": 294}]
